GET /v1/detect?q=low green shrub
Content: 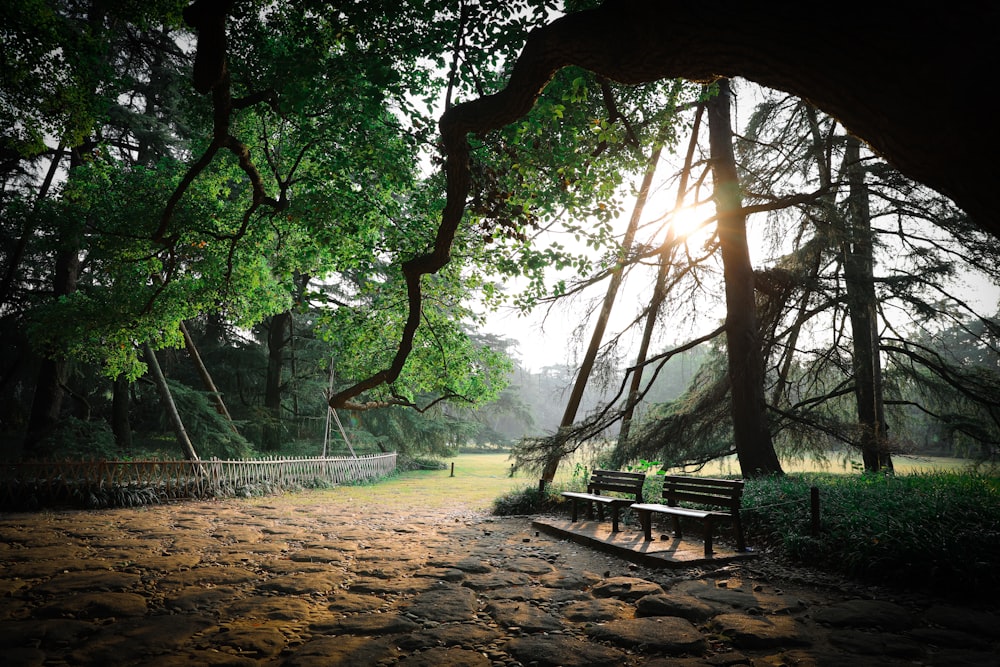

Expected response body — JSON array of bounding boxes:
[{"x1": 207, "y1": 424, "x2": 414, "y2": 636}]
[
  {"x1": 396, "y1": 455, "x2": 448, "y2": 472},
  {"x1": 492, "y1": 483, "x2": 567, "y2": 516}
]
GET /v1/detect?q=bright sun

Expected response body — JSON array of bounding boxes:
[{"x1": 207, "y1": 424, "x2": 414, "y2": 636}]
[{"x1": 668, "y1": 203, "x2": 712, "y2": 240}]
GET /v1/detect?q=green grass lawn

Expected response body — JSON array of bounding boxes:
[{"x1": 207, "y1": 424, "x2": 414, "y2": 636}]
[{"x1": 271, "y1": 452, "x2": 528, "y2": 512}]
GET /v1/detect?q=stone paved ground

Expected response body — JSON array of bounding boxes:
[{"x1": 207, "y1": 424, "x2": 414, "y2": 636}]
[{"x1": 1, "y1": 493, "x2": 998, "y2": 666}]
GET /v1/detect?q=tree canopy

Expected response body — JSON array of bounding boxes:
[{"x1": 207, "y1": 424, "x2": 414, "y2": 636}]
[{"x1": 1, "y1": 0, "x2": 997, "y2": 469}]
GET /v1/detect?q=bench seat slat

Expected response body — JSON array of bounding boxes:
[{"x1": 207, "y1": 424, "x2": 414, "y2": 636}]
[
  {"x1": 630, "y1": 503, "x2": 724, "y2": 520},
  {"x1": 663, "y1": 491, "x2": 740, "y2": 506},
  {"x1": 561, "y1": 492, "x2": 633, "y2": 505}
]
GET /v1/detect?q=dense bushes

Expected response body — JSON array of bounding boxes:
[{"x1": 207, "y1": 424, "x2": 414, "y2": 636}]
[{"x1": 742, "y1": 472, "x2": 1000, "y2": 599}]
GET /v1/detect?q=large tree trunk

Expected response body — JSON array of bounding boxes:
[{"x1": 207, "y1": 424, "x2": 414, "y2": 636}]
[
  {"x1": 144, "y1": 343, "x2": 199, "y2": 461},
  {"x1": 841, "y1": 136, "x2": 892, "y2": 473},
  {"x1": 707, "y1": 79, "x2": 783, "y2": 477}
]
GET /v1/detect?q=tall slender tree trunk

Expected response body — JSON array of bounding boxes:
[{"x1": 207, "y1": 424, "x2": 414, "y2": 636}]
[
  {"x1": 619, "y1": 103, "x2": 706, "y2": 446},
  {"x1": 538, "y1": 125, "x2": 667, "y2": 488},
  {"x1": 262, "y1": 274, "x2": 308, "y2": 451},
  {"x1": 144, "y1": 343, "x2": 199, "y2": 461},
  {"x1": 841, "y1": 136, "x2": 892, "y2": 472},
  {"x1": 111, "y1": 374, "x2": 133, "y2": 452},
  {"x1": 707, "y1": 79, "x2": 783, "y2": 477},
  {"x1": 24, "y1": 147, "x2": 85, "y2": 457},
  {"x1": 264, "y1": 310, "x2": 291, "y2": 451},
  {"x1": 180, "y1": 320, "x2": 238, "y2": 433},
  {"x1": 0, "y1": 145, "x2": 64, "y2": 309}
]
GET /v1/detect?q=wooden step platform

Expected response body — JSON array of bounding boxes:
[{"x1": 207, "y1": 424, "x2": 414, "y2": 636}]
[{"x1": 532, "y1": 516, "x2": 758, "y2": 569}]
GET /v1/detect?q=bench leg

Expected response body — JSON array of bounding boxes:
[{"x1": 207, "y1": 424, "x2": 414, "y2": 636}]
[
  {"x1": 637, "y1": 509, "x2": 652, "y2": 541},
  {"x1": 610, "y1": 506, "x2": 620, "y2": 533},
  {"x1": 733, "y1": 513, "x2": 747, "y2": 552},
  {"x1": 703, "y1": 517, "x2": 714, "y2": 557},
  {"x1": 671, "y1": 514, "x2": 683, "y2": 539},
  {"x1": 570, "y1": 498, "x2": 579, "y2": 522}
]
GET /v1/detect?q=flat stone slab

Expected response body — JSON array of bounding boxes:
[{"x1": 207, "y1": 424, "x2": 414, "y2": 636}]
[
  {"x1": 288, "y1": 548, "x2": 348, "y2": 563},
  {"x1": 397, "y1": 646, "x2": 492, "y2": 667},
  {"x1": 326, "y1": 591, "x2": 390, "y2": 614},
  {"x1": 635, "y1": 592, "x2": 717, "y2": 621},
  {"x1": 281, "y1": 635, "x2": 401, "y2": 667},
  {"x1": 505, "y1": 635, "x2": 628, "y2": 667},
  {"x1": 425, "y1": 556, "x2": 493, "y2": 573},
  {"x1": 537, "y1": 569, "x2": 602, "y2": 590},
  {"x1": 224, "y1": 595, "x2": 321, "y2": 620},
  {"x1": 159, "y1": 565, "x2": 259, "y2": 587},
  {"x1": 0, "y1": 618, "x2": 96, "y2": 649},
  {"x1": 311, "y1": 612, "x2": 420, "y2": 635},
  {"x1": 30, "y1": 570, "x2": 142, "y2": 595},
  {"x1": 209, "y1": 623, "x2": 288, "y2": 658},
  {"x1": 812, "y1": 599, "x2": 916, "y2": 631},
  {"x1": 461, "y1": 571, "x2": 532, "y2": 590},
  {"x1": 130, "y1": 552, "x2": 202, "y2": 570},
  {"x1": 487, "y1": 585, "x2": 589, "y2": 603},
  {"x1": 587, "y1": 616, "x2": 708, "y2": 654},
  {"x1": 591, "y1": 576, "x2": 665, "y2": 601},
  {"x1": 413, "y1": 566, "x2": 465, "y2": 582},
  {"x1": 485, "y1": 599, "x2": 563, "y2": 632},
  {"x1": 348, "y1": 575, "x2": 437, "y2": 596},
  {"x1": 506, "y1": 556, "x2": 556, "y2": 574},
  {"x1": 403, "y1": 584, "x2": 479, "y2": 623},
  {"x1": 562, "y1": 597, "x2": 630, "y2": 622},
  {"x1": 164, "y1": 585, "x2": 241, "y2": 611},
  {"x1": 397, "y1": 623, "x2": 503, "y2": 651},
  {"x1": 258, "y1": 572, "x2": 343, "y2": 594},
  {"x1": 33, "y1": 591, "x2": 148, "y2": 619},
  {"x1": 711, "y1": 613, "x2": 812, "y2": 649}
]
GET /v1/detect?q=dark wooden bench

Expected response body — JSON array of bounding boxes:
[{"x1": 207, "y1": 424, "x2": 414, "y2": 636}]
[
  {"x1": 560, "y1": 469, "x2": 645, "y2": 532},
  {"x1": 631, "y1": 475, "x2": 746, "y2": 556}
]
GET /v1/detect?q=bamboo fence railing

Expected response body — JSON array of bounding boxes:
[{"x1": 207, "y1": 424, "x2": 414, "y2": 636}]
[{"x1": 0, "y1": 453, "x2": 397, "y2": 509}]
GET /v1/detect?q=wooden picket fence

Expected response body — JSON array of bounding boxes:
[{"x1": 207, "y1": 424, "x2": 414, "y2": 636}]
[{"x1": 0, "y1": 453, "x2": 397, "y2": 510}]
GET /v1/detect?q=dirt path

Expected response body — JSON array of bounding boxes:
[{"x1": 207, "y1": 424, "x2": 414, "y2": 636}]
[{"x1": 1, "y1": 492, "x2": 997, "y2": 666}]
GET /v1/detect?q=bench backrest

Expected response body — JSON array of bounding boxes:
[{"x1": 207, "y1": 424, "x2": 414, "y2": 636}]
[
  {"x1": 660, "y1": 475, "x2": 744, "y2": 513},
  {"x1": 587, "y1": 469, "x2": 646, "y2": 502}
]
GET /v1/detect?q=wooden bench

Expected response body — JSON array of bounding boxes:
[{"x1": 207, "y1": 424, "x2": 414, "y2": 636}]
[
  {"x1": 560, "y1": 469, "x2": 645, "y2": 532},
  {"x1": 631, "y1": 475, "x2": 746, "y2": 556}
]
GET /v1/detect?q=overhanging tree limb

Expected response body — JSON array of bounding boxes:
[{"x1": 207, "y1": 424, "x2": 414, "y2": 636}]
[{"x1": 324, "y1": 0, "x2": 997, "y2": 409}]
